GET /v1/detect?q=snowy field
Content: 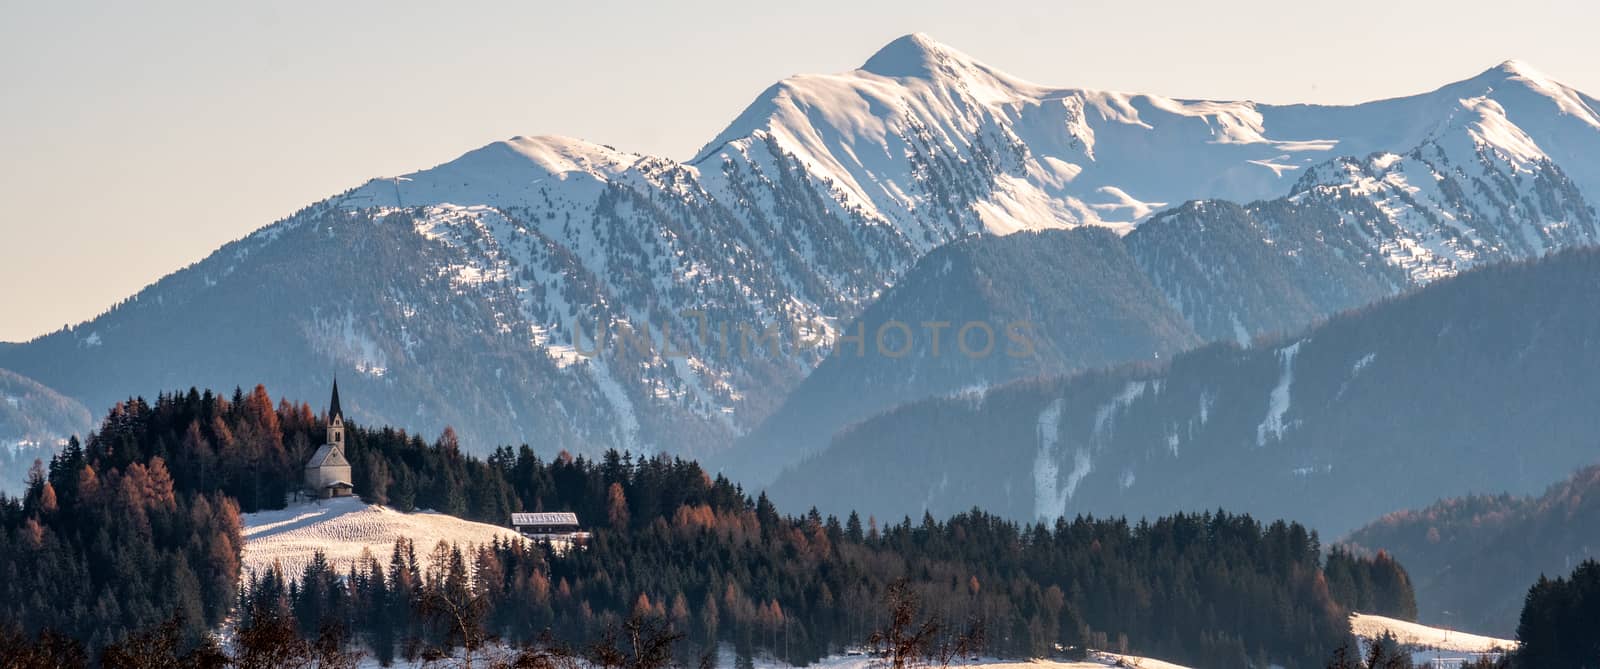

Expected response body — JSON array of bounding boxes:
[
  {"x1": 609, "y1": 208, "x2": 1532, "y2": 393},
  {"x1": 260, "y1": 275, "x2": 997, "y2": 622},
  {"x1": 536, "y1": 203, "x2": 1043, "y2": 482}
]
[
  {"x1": 729, "y1": 654, "x2": 1191, "y2": 669},
  {"x1": 1351, "y1": 613, "x2": 1515, "y2": 666},
  {"x1": 356, "y1": 651, "x2": 1192, "y2": 669},
  {"x1": 242, "y1": 497, "x2": 524, "y2": 579},
  {"x1": 343, "y1": 614, "x2": 1508, "y2": 669}
]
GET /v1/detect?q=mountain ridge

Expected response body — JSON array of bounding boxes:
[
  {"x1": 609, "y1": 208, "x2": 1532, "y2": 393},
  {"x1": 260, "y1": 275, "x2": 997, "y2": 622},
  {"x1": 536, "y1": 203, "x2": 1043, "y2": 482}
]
[
  {"x1": 4, "y1": 35, "x2": 1599, "y2": 466},
  {"x1": 767, "y1": 246, "x2": 1600, "y2": 537}
]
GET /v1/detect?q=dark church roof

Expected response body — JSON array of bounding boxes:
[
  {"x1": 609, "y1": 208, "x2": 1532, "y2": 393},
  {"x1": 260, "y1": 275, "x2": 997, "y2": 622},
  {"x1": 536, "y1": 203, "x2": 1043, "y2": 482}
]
[{"x1": 328, "y1": 378, "x2": 343, "y2": 421}]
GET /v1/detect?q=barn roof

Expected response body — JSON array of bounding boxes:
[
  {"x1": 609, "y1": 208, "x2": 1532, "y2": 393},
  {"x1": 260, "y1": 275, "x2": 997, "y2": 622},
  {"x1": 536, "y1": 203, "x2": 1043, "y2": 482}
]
[{"x1": 511, "y1": 512, "x2": 580, "y2": 526}]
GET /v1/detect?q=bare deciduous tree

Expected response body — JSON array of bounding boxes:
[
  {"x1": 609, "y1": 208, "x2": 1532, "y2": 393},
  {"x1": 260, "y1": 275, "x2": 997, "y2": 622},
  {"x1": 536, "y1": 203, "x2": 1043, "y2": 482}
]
[{"x1": 868, "y1": 580, "x2": 985, "y2": 669}]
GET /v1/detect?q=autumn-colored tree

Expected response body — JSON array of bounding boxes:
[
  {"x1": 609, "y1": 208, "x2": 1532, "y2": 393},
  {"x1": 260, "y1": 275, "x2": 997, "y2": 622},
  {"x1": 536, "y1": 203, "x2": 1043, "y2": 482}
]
[
  {"x1": 37, "y1": 483, "x2": 57, "y2": 515},
  {"x1": 438, "y1": 426, "x2": 461, "y2": 453},
  {"x1": 607, "y1": 482, "x2": 630, "y2": 529}
]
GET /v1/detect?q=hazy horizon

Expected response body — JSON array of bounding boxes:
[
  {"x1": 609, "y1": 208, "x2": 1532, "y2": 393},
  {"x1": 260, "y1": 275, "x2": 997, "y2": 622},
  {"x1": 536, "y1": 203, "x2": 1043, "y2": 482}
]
[{"x1": 4, "y1": 0, "x2": 1598, "y2": 342}]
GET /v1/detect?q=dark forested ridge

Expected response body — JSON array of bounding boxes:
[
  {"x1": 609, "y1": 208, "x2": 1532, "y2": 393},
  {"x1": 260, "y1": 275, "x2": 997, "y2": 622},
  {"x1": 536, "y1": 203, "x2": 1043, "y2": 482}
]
[
  {"x1": 1342, "y1": 464, "x2": 1600, "y2": 636},
  {"x1": 770, "y1": 246, "x2": 1600, "y2": 538},
  {"x1": 1, "y1": 385, "x2": 1417, "y2": 668}
]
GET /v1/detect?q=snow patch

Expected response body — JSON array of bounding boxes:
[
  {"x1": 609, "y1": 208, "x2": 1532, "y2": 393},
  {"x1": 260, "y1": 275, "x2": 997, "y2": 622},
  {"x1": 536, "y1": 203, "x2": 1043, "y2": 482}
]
[
  {"x1": 1033, "y1": 399, "x2": 1098, "y2": 520},
  {"x1": 585, "y1": 360, "x2": 641, "y2": 451},
  {"x1": 1230, "y1": 313, "x2": 1250, "y2": 348},
  {"x1": 1032, "y1": 399, "x2": 1068, "y2": 520},
  {"x1": 1092, "y1": 381, "x2": 1147, "y2": 438},
  {"x1": 1256, "y1": 342, "x2": 1301, "y2": 446}
]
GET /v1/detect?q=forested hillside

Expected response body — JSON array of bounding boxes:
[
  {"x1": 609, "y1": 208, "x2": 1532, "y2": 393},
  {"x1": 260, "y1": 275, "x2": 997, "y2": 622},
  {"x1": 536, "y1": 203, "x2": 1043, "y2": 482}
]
[
  {"x1": 1, "y1": 385, "x2": 1415, "y2": 668},
  {"x1": 1343, "y1": 464, "x2": 1600, "y2": 636},
  {"x1": 770, "y1": 247, "x2": 1600, "y2": 538},
  {"x1": 721, "y1": 228, "x2": 1201, "y2": 483}
]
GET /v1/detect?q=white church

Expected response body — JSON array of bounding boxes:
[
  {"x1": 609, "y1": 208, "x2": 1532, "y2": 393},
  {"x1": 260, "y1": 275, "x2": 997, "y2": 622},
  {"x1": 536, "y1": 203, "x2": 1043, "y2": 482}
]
[{"x1": 304, "y1": 380, "x2": 355, "y2": 498}]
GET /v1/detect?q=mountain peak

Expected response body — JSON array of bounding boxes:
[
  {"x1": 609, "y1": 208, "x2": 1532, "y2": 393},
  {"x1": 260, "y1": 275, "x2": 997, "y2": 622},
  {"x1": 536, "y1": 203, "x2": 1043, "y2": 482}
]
[
  {"x1": 1464, "y1": 59, "x2": 1559, "y2": 88},
  {"x1": 860, "y1": 33, "x2": 971, "y2": 79},
  {"x1": 1489, "y1": 59, "x2": 1540, "y2": 78}
]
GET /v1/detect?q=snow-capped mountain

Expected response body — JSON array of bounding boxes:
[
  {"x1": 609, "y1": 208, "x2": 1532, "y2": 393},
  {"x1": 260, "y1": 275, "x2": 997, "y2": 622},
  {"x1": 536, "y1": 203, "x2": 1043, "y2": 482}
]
[
  {"x1": 722, "y1": 57, "x2": 1599, "y2": 481},
  {"x1": 3, "y1": 35, "x2": 1599, "y2": 460}
]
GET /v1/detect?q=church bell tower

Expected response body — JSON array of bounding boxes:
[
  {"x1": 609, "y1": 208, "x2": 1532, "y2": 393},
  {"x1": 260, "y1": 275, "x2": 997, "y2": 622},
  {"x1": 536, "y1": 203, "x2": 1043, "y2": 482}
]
[{"x1": 327, "y1": 378, "x2": 345, "y2": 447}]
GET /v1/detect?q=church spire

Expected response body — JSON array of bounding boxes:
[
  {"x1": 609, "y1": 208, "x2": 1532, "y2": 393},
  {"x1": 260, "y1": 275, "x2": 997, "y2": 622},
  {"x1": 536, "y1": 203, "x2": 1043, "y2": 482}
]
[
  {"x1": 328, "y1": 378, "x2": 343, "y2": 421},
  {"x1": 326, "y1": 378, "x2": 346, "y2": 448}
]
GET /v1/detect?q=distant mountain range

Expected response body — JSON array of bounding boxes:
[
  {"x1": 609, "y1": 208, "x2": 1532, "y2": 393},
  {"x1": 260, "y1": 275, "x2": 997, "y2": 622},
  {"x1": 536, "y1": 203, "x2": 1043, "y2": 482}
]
[
  {"x1": 3, "y1": 34, "x2": 1599, "y2": 472},
  {"x1": 767, "y1": 247, "x2": 1600, "y2": 537}
]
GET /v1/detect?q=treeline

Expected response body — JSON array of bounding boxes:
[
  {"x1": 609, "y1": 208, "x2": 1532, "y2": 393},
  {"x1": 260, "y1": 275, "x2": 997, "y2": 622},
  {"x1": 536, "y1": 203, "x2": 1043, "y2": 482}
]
[
  {"x1": 1515, "y1": 559, "x2": 1600, "y2": 668},
  {"x1": 250, "y1": 505, "x2": 1383, "y2": 669},
  {"x1": 1325, "y1": 547, "x2": 1417, "y2": 620},
  {"x1": 6, "y1": 385, "x2": 1422, "y2": 668}
]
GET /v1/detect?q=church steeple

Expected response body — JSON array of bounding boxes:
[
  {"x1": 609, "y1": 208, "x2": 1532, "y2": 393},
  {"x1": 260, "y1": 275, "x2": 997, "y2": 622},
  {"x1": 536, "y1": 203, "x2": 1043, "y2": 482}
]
[
  {"x1": 326, "y1": 378, "x2": 345, "y2": 447},
  {"x1": 328, "y1": 378, "x2": 343, "y2": 422}
]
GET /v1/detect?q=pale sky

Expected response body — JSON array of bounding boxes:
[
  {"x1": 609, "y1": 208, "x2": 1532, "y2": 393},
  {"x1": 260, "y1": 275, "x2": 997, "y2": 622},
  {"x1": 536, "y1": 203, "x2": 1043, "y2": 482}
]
[{"x1": 2, "y1": 0, "x2": 1596, "y2": 342}]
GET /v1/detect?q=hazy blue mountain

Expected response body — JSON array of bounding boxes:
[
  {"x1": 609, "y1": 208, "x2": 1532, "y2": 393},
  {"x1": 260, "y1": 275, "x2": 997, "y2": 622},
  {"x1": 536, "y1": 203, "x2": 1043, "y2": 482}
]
[
  {"x1": 718, "y1": 227, "x2": 1201, "y2": 482},
  {"x1": 769, "y1": 247, "x2": 1600, "y2": 538}
]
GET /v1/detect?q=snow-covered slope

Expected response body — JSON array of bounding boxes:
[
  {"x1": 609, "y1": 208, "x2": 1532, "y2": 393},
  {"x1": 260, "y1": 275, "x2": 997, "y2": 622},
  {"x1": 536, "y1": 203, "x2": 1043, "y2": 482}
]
[
  {"x1": 737, "y1": 655, "x2": 1191, "y2": 669},
  {"x1": 1351, "y1": 613, "x2": 1514, "y2": 655},
  {"x1": 1287, "y1": 95, "x2": 1598, "y2": 284},
  {"x1": 1352, "y1": 613, "x2": 1514, "y2": 666},
  {"x1": 360, "y1": 649, "x2": 1191, "y2": 669},
  {"x1": 241, "y1": 497, "x2": 523, "y2": 580},
  {"x1": 5, "y1": 35, "x2": 1599, "y2": 461}
]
